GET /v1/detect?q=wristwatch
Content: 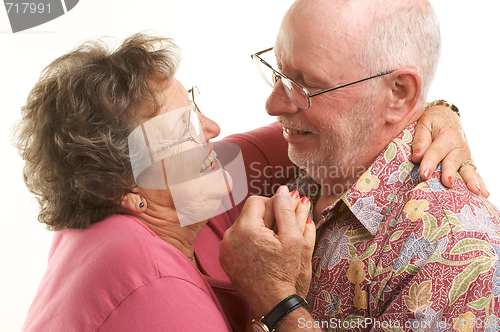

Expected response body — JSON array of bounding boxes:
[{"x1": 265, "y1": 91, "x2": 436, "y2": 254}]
[
  {"x1": 424, "y1": 99, "x2": 460, "y2": 117},
  {"x1": 252, "y1": 294, "x2": 308, "y2": 332}
]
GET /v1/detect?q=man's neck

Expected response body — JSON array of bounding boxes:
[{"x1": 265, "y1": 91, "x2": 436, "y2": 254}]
[
  {"x1": 313, "y1": 190, "x2": 342, "y2": 222},
  {"x1": 308, "y1": 104, "x2": 426, "y2": 222}
]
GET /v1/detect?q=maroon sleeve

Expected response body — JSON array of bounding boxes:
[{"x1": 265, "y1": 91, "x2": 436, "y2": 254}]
[
  {"x1": 222, "y1": 121, "x2": 298, "y2": 198},
  {"x1": 195, "y1": 122, "x2": 299, "y2": 332}
]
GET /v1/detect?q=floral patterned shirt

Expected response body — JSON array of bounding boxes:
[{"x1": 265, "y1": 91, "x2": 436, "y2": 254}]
[{"x1": 288, "y1": 123, "x2": 500, "y2": 331}]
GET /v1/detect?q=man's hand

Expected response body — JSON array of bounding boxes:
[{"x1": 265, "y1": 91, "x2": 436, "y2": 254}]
[
  {"x1": 219, "y1": 186, "x2": 315, "y2": 317},
  {"x1": 412, "y1": 105, "x2": 489, "y2": 197}
]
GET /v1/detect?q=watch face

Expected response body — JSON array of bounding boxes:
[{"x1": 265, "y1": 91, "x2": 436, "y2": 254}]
[
  {"x1": 252, "y1": 324, "x2": 265, "y2": 332},
  {"x1": 252, "y1": 321, "x2": 268, "y2": 332}
]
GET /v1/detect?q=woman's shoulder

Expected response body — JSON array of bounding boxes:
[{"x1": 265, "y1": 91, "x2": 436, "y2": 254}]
[
  {"x1": 23, "y1": 214, "x2": 219, "y2": 332},
  {"x1": 52, "y1": 214, "x2": 158, "y2": 268},
  {"x1": 55, "y1": 214, "x2": 201, "y2": 280}
]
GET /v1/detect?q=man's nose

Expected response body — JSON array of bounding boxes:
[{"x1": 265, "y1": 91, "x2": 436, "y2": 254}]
[{"x1": 265, "y1": 80, "x2": 301, "y2": 117}]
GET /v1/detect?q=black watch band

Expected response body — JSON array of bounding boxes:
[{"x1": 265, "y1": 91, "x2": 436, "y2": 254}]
[{"x1": 259, "y1": 294, "x2": 308, "y2": 331}]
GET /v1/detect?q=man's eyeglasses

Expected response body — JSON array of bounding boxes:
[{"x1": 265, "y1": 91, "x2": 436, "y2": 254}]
[{"x1": 251, "y1": 47, "x2": 395, "y2": 110}]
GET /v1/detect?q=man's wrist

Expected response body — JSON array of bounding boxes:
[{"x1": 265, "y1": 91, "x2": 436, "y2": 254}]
[
  {"x1": 252, "y1": 287, "x2": 297, "y2": 317},
  {"x1": 252, "y1": 294, "x2": 308, "y2": 332}
]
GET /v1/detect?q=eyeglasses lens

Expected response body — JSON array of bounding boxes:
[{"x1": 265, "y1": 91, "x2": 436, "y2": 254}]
[
  {"x1": 253, "y1": 54, "x2": 309, "y2": 109},
  {"x1": 283, "y1": 80, "x2": 309, "y2": 109},
  {"x1": 253, "y1": 56, "x2": 274, "y2": 88}
]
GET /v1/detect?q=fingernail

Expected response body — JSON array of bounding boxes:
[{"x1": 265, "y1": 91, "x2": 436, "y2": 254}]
[
  {"x1": 301, "y1": 196, "x2": 309, "y2": 204},
  {"x1": 411, "y1": 149, "x2": 421, "y2": 159},
  {"x1": 291, "y1": 190, "x2": 300, "y2": 199},
  {"x1": 484, "y1": 188, "x2": 490, "y2": 197},
  {"x1": 423, "y1": 169, "x2": 431, "y2": 180},
  {"x1": 278, "y1": 186, "x2": 291, "y2": 199},
  {"x1": 448, "y1": 176, "x2": 454, "y2": 186},
  {"x1": 307, "y1": 217, "x2": 313, "y2": 224},
  {"x1": 476, "y1": 182, "x2": 481, "y2": 194}
]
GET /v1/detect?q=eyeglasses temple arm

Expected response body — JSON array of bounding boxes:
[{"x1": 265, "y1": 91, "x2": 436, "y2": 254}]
[
  {"x1": 309, "y1": 70, "x2": 396, "y2": 98},
  {"x1": 251, "y1": 47, "x2": 274, "y2": 58}
]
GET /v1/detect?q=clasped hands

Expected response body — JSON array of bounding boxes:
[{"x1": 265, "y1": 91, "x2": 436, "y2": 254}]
[{"x1": 219, "y1": 186, "x2": 315, "y2": 318}]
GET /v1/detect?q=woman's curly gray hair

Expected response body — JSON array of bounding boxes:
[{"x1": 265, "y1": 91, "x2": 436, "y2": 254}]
[{"x1": 12, "y1": 33, "x2": 181, "y2": 230}]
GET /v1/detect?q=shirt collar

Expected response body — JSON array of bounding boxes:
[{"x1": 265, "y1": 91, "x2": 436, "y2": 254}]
[{"x1": 288, "y1": 122, "x2": 419, "y2": 235}]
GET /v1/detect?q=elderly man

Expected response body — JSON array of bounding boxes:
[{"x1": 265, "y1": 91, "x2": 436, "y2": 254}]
[{"x1": 219, "y1": 0, "x2": 500, "y2": 331}]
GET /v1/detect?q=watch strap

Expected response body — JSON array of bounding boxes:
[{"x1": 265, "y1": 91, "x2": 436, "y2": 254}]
[
  {"x1": 261, "y1": 294, "x2": 308, "y2": 331},
  {"x1": 425, "y1": 99, "x2": 460, "y2": 117}
]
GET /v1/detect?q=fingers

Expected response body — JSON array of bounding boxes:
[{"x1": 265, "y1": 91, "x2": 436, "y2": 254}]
[
  {"x1": 295, "y1": 195, "x2": 311, "y2": 234},
  {"x1": 295, "y1": 209, "x2": 315, "y2": 298},
  {"x1": 219, "y1": 192, "x2": 307, "y2": 312},
  {"x1": 274, "y1": 186, "x2": 299, "y2": 237},
  {"x1": 273, "y1": 186, "x2": 311, "y2": 237},
  {"x1": 411, "y1": 105, "x2": 461, "y2": 165},
  {"x1": 272, "y1": 186, "x2": 295, "y2": 235},
  {"x1": 291, "y1": 191, "x2": 315, "y2": 298},
  {"x1": 459, "y1": 165, "x2": 480, "y2": 195},
  {"x1": 416, "y1": 127, "x2": 468, "y2": 184},
  {"x1": 411, "y1": 109, "x2": 449, "y2": 179},
  {"x1": 458, "y1": 163, "x2": 490, "y2": 198},
  {"x1": 231, "y1": 195, "x2": 269, "y2": 229},
  {"x1": 412, "y1": 105, "x2": 472, "y2": 185},
  {"x1": 295, "y1": 217, "x2": 316, "y2": 298},
  {"x1": 439, "y1": 148, "x2": 470, "y2": 188},
  {"x1": 476, "y1": 173, "x2": 490, "y2": 198},
  {"x1": 418, "y1": 139, "x2": 489, "y2": 197},
  {"x1": 410, "y1": 116, "x2": 432, "y2": 164},
  {"x1": 263, "y1": 195, "x2": 276, "y2": 229},
  {"x1": 302, "y1": 216, "x2": 316, "y2": 268}
]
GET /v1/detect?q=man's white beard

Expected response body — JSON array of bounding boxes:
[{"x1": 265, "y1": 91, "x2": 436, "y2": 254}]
[{"x1": 284, "y1": 92, "x2": 377, "y2": 187}]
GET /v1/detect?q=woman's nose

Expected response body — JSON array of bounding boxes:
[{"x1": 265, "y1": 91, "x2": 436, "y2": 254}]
[
  {"x1": 198, "y1": 113, "x2": 221, "y2": 141},
  {"x1": 265, "y1": 80, "x2": 300, "y2": 117}
]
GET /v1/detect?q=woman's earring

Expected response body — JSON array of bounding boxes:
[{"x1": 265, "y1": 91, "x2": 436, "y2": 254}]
[{"x1": 139, "y1": 202, "x2": 144, "y2": 208}]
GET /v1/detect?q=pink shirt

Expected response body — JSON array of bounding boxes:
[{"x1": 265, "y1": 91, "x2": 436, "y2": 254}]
[
  {"x1": 22, "y1": 214, "x2": 232, "y2": 332},
  {"x1": 22, "y1": 122, "x2": 295, "y2": 332}
]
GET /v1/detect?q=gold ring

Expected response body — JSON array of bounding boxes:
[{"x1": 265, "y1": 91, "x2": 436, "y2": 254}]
[{"x1": 458, "y1": 160, "x2": 477, "y2": 172}]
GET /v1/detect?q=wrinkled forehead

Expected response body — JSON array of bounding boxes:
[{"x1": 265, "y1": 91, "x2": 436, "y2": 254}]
[
  {"x1": 273, "y1": 26, "x2": 341, "y2": 84},
  {"x1": 274, "y1": 0, "x2": 369, "y2": 68},
  {"x1": 130, "y1": 78, "x2": 193, "y2": 141},
  {"x1": 158, "y1": 78, "x2": 192, "y2": 114}
]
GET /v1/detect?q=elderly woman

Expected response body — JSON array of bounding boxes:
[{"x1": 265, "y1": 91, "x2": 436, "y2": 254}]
[{"x1": 13, "y1": 33, "x2": 478, "y2": 332}]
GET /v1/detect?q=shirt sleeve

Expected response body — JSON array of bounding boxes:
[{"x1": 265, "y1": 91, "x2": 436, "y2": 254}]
[
  {"x1": 222, "y1": 121, "x2": 297, "y2": 198},
  {"x1": 98, "y1": 277, "x2": 232, "y2": 332}
]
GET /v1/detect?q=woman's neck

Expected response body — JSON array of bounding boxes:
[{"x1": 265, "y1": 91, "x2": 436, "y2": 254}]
[{"x1": 138, "y1": 201, "x2": 208, "y2": 269}]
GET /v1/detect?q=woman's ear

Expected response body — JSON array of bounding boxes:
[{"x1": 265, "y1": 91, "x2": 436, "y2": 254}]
[
  {"x1": 383, "y1": 68, "x2": 421, "y2": 124},
  {"x1": 120, "y1": 187, "x2": 147, "y2": 213}
]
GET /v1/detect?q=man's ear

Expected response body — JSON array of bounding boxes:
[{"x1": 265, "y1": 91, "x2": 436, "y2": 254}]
[
  {"x1": 120, "y1": 187, "x2": 147, "y2": 213},
  {"x1": 383, "y1": 68, "x2": 421, "y2": 124}
]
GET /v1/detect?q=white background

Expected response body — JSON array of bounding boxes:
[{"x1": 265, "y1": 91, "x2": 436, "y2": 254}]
[{"x1": 1, "y1": 1, "x2": 499, "y2": 330}]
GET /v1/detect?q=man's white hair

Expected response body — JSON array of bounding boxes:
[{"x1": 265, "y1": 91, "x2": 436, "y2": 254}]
[{"x1": 356, "y1": 0, "x2": 441, "y2": 102}]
